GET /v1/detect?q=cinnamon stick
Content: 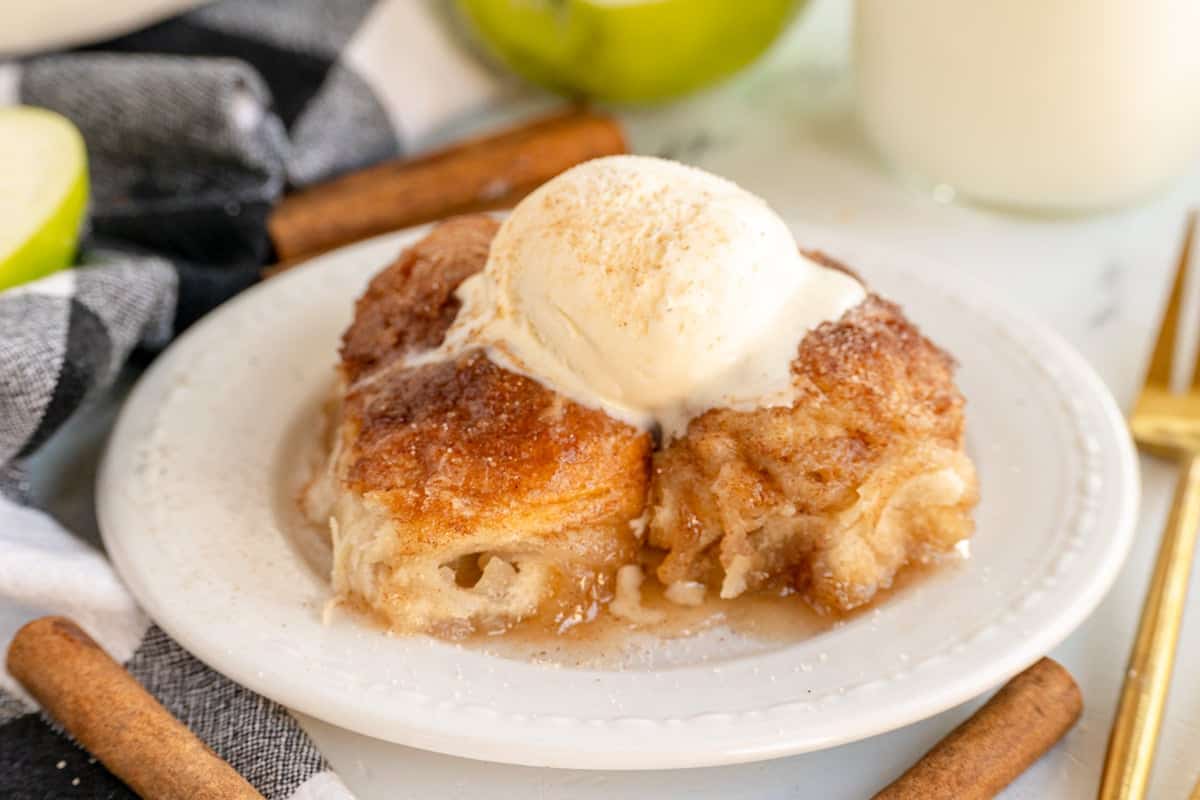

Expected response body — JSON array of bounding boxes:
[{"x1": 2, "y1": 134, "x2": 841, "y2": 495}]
[
  {"x1": 6, "y1": 616, "x2": 264, "y2": 800},
  {"x1": 266, "y1": 108, "x2": 627, "y2": 265},
  {"x1": 873, "y1": 657, "x2": 1083, "y2": 799}
]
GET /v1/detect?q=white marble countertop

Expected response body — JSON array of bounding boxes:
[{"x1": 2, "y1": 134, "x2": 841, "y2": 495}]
[{"x1": 17, "y1": 1, "x2": 1200, "y2": 797}]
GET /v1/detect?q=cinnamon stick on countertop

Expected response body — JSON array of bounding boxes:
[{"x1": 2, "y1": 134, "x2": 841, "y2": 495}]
[
  {"x1": 6, "y1": 616, "x2": 264, "y2": 800},
  {"x1": 873, "y1": 657, "x2": 1083, "y2": 800},
  {"x1": 267, "y1": 108, "x2": 627, "y2": 265}
]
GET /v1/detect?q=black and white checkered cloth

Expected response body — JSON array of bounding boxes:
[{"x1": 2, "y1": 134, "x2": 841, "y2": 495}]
[{"x1": 0, "y1": 2, "x2": 504, "y2": 797}]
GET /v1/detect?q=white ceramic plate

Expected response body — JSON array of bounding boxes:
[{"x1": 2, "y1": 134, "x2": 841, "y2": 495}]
[{"x1": 98, "y1": 224, "x2": 1138, "y2": 770}]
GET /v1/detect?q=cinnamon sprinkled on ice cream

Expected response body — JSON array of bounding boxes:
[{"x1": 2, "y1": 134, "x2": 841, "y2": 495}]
[{"x1": 416, "y1": 155, "x2": 865, "y2": 441}]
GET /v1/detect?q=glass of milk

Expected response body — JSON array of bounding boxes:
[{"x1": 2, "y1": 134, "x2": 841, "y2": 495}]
[{"x1": 854, "y1": 0, "x2": 1200, "y2": 213}]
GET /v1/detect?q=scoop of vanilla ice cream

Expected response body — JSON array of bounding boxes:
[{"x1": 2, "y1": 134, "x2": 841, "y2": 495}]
[{"x1": 440, "y1": 155, "x2": 865, "y2": 439}]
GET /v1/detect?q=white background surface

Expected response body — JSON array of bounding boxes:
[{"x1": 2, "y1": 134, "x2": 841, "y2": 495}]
[{"x1": 16, "y1": 0, "x2": 1200, "y2": 796}]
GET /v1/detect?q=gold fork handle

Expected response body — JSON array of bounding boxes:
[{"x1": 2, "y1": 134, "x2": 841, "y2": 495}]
[{"x1": 1099, "y1": 452, "x2": 1200, "y2": 800}]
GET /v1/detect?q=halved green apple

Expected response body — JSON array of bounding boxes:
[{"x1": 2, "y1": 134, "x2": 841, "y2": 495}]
[
  {"x1": 456, "y1": 0, "x2": 805, "y2": 104},
  {"x1": 0, "y1": 106, "x2": 88, "y2": 292}
]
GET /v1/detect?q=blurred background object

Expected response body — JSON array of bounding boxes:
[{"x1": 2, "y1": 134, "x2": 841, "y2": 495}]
[
  {"x1": 455, "y1": 0, "x2": 805, "y2": 103},
  {"x1": 0, "y1": 0, "x2": 204, "y2": 56},
  {"x1": 855, "y1": 0, "x2": 1200, "y2": 214}
]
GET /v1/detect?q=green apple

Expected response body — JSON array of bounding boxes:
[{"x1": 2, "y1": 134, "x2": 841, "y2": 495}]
[
  {"x1": 456, "y1": 0, "x2": 804, "y2": 103},
  {"x1": 0, "y1": 106, "x2": 88, "y2": 292}
]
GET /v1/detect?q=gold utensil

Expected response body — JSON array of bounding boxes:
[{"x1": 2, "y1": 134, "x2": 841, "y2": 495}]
[{"x1": 1100, "y1": 212, "x2": 1199, "y2": 800}]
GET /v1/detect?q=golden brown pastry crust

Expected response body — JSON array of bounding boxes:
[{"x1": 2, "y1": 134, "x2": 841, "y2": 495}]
[
  {"x1": 318, "y1": 215, "x2": 651, "y2": 635},
  {"x1": 648, "y1": 277, "x2": 976, "y2": 612},
  {"x1": 341, "y1": 215, "x2": 499, "y2": 381},
  {"x1": 311, "y1": 217, "x2": 977, "y2": 634},
  {"x1": 342, "y1": 351, "x2": 650, "y2": 556}
]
